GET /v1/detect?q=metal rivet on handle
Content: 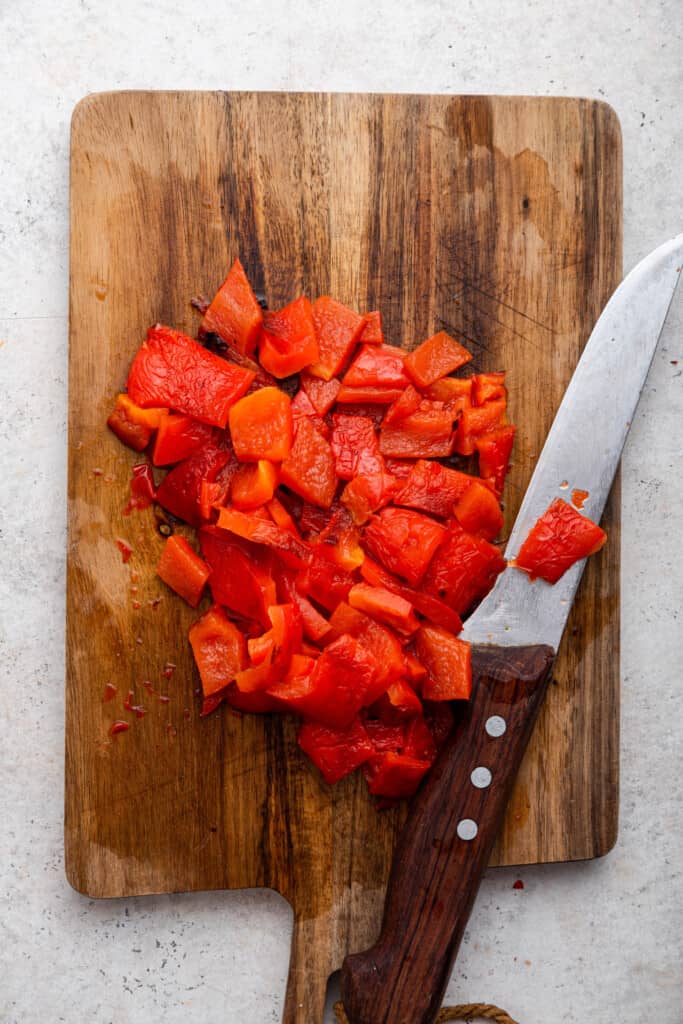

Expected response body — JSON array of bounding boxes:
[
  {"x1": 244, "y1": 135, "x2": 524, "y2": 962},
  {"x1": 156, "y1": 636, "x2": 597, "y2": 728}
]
[
  {"x1": 457, "y1": 819, "x2": 478, "y2": 841},
  {"x1": 471, "y1": 766, "x2": 492, "y2": 789},
  {"x1": 485, "y1": 715, "x2": 507, "y2": 738}
]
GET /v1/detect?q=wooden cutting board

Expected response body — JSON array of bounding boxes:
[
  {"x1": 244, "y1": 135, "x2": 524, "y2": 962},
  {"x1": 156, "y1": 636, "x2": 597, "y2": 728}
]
[{"x1": 66, "y1": 92, "x2": 622, "y2": 1023}]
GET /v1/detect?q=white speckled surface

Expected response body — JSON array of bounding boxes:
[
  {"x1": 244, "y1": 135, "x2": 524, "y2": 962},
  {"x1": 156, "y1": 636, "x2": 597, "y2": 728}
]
[{"x1": 1, "y1": 2, "x2": 682, "y2": 1022}]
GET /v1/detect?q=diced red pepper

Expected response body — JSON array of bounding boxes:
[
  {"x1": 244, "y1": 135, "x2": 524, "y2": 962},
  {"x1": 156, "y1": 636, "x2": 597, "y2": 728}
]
[
  {"x1": 383, "y1": 458, "x2": 416, "y2": 480},
  {"x1": 327, "y1": 602, "x2": 405, "y2": 692},
  {"x1": 359, "y1": 310, "x2": 384, "y2": 345},
  {"x1": 228, "y1": 386, "x2": 293, "y2": 462},
  {"x1": 282, "y1": 634, "x2": 379, "y2": 727},
  {"x1": 379, "y1": 401, "x2": 456, "y2": 458},
  {"x1": 360, "y1": 556, "x2": 464, "y2": 635},
  {"x1": 152, "y1": 414, "x2": 215, "y2": 466},
  {"x1": 157, "y1": 535, "x2": 210, "y2": 607},
  {"x1": 217, "y1": 507, "x2": 310, "y2": 567},
  {"x1": 348, "y1": 583, "x2": 419, "y2": 635},
  {"x1": 259, "y1": 296, "x2": 319, "y2": 378},
  {"x1": 201, "y1": 258, "x2": 264, "y2": 356},
  {"x1": 235, "y1": 603, "x2": 303, "y2": 692},
  {"x1": 453, "y1": 398, "x2": 507, "y2": 456},
  {"x1": 393, "y1": 459, "x2": 477, "y2": 518},
  {"x1": 514, "y1": 498, "x2": 606, "y2": 583},
  {"x1": 333, "y1": 399, "x2": 389, "y2": 424},
  {"x1": 298, "y1": 717, "x2": 375, "y2": 784},
  {"x1": 475, "y1": 425, "x2": 516, "y2": 496},
  {"x1": 123, "y1": 463, "x2": 157, "y2": 515},
  {"x1": 424, "y1": 375, "x2": 472, "y2": 410},
  {"x1": 402, "y1": 715, "x2": 438, "y2": 762},
  {"x1": 423, "y1": 700, "x2": 455, "y2": 750},
  {"x1": 415, "y1": 625, "x2": 472, "y2": 701},
  {"x1": 364, "y1": 752, "x2": 431, "y2": 798},
  {"x1": 297, "y1": 545, "x2": 355, "y2": 612},
  {"x1": 404, "y1": 652, "x2": 428, "y2": 687},
  {"x1": 362, "y1": 507, "x2": 446, "y2": 586},
  {"x1": 383, "y1": 384, "x2": 422, "y2": 425},
  {"x1": 200, "y1": 525, "x2": 276, "y2": 629},
  {"x1": 155, "y1": 437, "x2": 232, "y2": 527},
  {"x1": 299, "y1": 371, "x2": 341, "y2": 416},
  {"x1": 373, "y1": 679, "x2": 423, "y2": 722},
  {"x1": 336, "y1": 384, "x2": 405, "y2": 405},
  {"x1": 309, "y1": 296, "x2": 365, "y2": 380},
  {"x1": 453, "y1": 479, "x2": 504, "y2": 541},
  {"x1": 127, "y1": 325, "x2": 254, "y2": 427},
  {"x1": 276, "y1": 567, "x2": 331, "y2": 642},
  {"x1": 115, "y1": 393, "x2": 168, "y2": 429},
  {"x1": 290, "y1": 387, "x2": 318, "y2": 418},
  {"x1": 472, "y1": 371, "x2": 506, "y2": 405},
  {"x1": 341, "y1": 469, "x2": 397, "y2": 525},
  {"x1": 327, "y1": 524, "x2": 365, "y2": 571},
  {"x1": 280, "y1": 414, "x2": 337, "y2": 509},
  {"x1": 267, "y1": 496, "x2": 301, "y2": 536},
  {"x1": 221, "y1": 682, "x2": 280, "y2": 714},
  {"x1": 364, "y1": 718, "x2": 406, "y2": 752},
  {"x1": 330, "y1": 414, "x2": 381, "y2": 480},
  {"x1": 189, "y1": 605, "x2": 247, "y2": 715},
  {"x1": 231, "y1": 460, "x2": 278, "y2": 509},
  {"x1": 343, "y1": 344, "x2": 411, "y2": 388},
  {"x1": 422, "y1": 522, "x2": 506, "y2": 616},
  {"x1": 404, "y1": 331, "x2": 472, "y2": 387},
  {"x1": 107, "y1": 404, "x2": 152, "y2": 452}
]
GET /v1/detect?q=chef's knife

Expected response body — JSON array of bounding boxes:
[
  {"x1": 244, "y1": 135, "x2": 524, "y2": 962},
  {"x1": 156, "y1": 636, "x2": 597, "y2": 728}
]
[{"x1": 341, "y1": 235, "x2": 683, "y2": 1024}]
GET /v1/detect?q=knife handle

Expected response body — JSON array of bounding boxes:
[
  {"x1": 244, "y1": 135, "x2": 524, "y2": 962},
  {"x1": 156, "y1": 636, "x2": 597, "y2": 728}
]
[{"x1": 341, "y1": 643, "x2": 555, "y2": 1024}]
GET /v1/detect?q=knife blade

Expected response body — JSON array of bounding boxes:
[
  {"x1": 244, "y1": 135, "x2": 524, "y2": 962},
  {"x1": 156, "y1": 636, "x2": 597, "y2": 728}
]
[{"x1": 341, "y1": 235, "x2": 683, "y2": 1024}]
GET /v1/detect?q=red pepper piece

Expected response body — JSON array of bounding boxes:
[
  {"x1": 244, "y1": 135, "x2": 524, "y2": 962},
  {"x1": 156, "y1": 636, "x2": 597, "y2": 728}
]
[
  {"x1": 453, "y1": 479, "x2": 504, "y2": 541},
  {"x1": 372, "y1": 679, "x2": 423, "y2": 723},
  {"x1": 298, "y1": 501, "x2": 333, "y2": 536},
  {"x1": 267, "y1": 496, "x2": 301, "y2": 537},
  {"x1": 383, "y1": 384, "x2": 422, "y2": 425},
  {"x1": 423, "y1": 700, "x2": 455, "y2": 750},
  {"x1": 359, "y1": 310, "x2": 384, "y2": 345},
  {"x1": 514, "y1": 497, "x2": 606, "y2": 583},
  {"x1": 422, "y1": 522, "x2": 506, "y2": 616},
  {"x1": 379, "y1": 400, "x2": 456, "y2": 458},
  {"x1": 299, "y1": 371, "x2": 341, "y2": 416},
  {"x1": 309, "y1": 296, "x2": 366, "y2": 380},
  {"x1": 336, "y1": 384, "x2": 405, "y2": 405},
  {"x1": 155, "y1": 437, "x2": 231, "y2": 527},
  {"x1": 403, "y1": 715, "x2": 438, "y2": 762},
  {"x1": 393, "y1": 459, "x2": 478, "y2": 518},
  {"x1": 453, "y1": 398, "x2": 507, "y2": 456},
  {"x1": 267, "y1": 655, "x2": 323, "y2": 714},
  {"x1": 404, "y1": 331, "x2": 472, "y2": 387},
  {"x1": 107, "y1": 405, "x2": 153, "y2": 452},
  {"x1": 404, "y1": 652, "x2": 428, "y2": 687},
  {"x1": 364, "y1": 752, "x2": 431, "y2": 798},
  {"x1": 362, "y1": 507, "x2": 446, "y2": 586},
  {"x1": 383, "y1": 458, "x2": 416, "y2": 480},
  {"x1": 280, "y1": 414, "x2": 337, "y2": 509},
  {"x1": 127, "y1": 325, "x2": 254, "y2": 427},
  {"x1": 275, "y1": 567, "x2": 331, "y2": 642},
  {"x1": 157, "y1": 535, "x2": 210, "y2": 607},
  {"x1": 217, "y1": 507, "x2": 310, "y2": 567},
  {"x1": 290, "y1": 387, "x2": 318, "y2": 418},
  {"x1": 297, "y1": 545, "x2": 355, "y2": 612},
  {"x1": 200, "y1": 258, "x2": 264, "y2": 356},
  {"x1": 415, "y1": 625, "x2": 472, "y2": 701},
  {"x1": 360, "y1": 556, "x2": 463, "y2": 634},
  {"x1": 348, "y1": 583, "x2": 419, "y2": 635},
  {"x1": 475, "y1": 425, "x2": 516, "y2": 496},
  {"x1": 341, "y1": 469, "x2": 398, "y2": 525},
  {"x1": 221, "y1": 682, "x2": 280, "y2": 714},
  {"x1": 327, "y1": 602, "x2": 405, "y2": 692},
  {"x1": 330, "y1": 414, "x2": 381, "y2": 480},
  {"x1": 231, "y1": 460, "x2": 278, "y2": 509},
  {"x1": 472, "y1": 371, "x2": 506, "y2": 405},
  {"x1": 424, "y1": 375, "x2": 473, "y2": 410},
  {"x1": 116, "y1": 393, "x2": 168, "y2": 429},
  {"x1": 236, "y1": 603, "x2": 303, "y2": 692},
  {"x1": 200, "y1": 525, "x2": 276, "y2": 629},
  {"x1": 364, "y1": 718, "x2": 407, "y2": 752},
  {"x1": 259, "y1": 296, "x2": 319, "y2": 378},
  {"x1": 343, "y1": 344, "x2": 411, "y2": 388},
  {"x1": 152, "y1": 414, "x2": 215, "y2": 466},
  {"x1": 228, "y1": 386, "x2": 293, "y2": 462},
  {"x1": 189, "y1": 604, "x2": 247, "y2": 715},
  {"x1": 298, "y1": 717, "x2": 375, "y2": 784},
  {"x1": 293, "y1": 634, "x2": 379, "y2": 727},
  {"x1": 123, "y1": 463, "x2": 157, "y2": 515}
]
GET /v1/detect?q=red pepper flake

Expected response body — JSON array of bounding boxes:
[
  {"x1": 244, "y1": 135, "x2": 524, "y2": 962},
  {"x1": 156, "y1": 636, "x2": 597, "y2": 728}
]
[
  {"x1": 162, "y1": 662, "x2": 176, "y2": 680},
  {"x1": 132, "y1": 704, "x2": 146, "y2": 718},
  {"x1": 116, "y1": 539, "x2": 133, "y2": 563},
  {"x1": 109, "y1": 720, "x2": 130, "y2": 736},
  {"x1": 571, "y1": 488, "x2": 589, "y2": 510},
  {"x1": 123, "y1": 690, "x2": 135, "y2": 711},
  {"x1": 123, "y1": 462, "x2": 156, "y2": 516},
  {"x1": 512, "y1": 879, "x2": 525, "y2": 890},
  {"x1": 102, "y1": 683, "x2": 117, "y2": 703}
]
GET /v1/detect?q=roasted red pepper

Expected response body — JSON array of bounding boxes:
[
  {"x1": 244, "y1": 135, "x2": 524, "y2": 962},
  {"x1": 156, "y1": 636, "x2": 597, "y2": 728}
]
[
  {"x1": 363, "y1": 507, "x2": 446, "y2": 586},
  {"x1": 359, "y1": 557, "x2": 463, "y2": 634},
  {"x1": 359, "y1": 310, "x2": 384, "y2": 345},
  {"x1": 300, "y1": 371, "x2": 341, "y2": 416},
  {"x1": 453, "y1": 398, "x2": 507, "y2": 456},
  {"x1": 189, "y1": 605, "x2": 247, "y2": 715},
  {"x1": 152, "y1": 414, "x2": 214, "y2": 466},
  {"x1": 107, "y1": 393, "x2": 167, "y2": 452},
  {"x1": 155, "y1": 437, "x2": 232, "y2": 527},
  {"x1": 201, "y1": 258, "x2": 264, "y2": 356},
  {"x1": 280, "y1": 414, "x2": 337, "y2": 509},
  {"x1": 404, "y1": 331, "x2": 472, "y2": 387},
  {"x1": 422, "y1": 522, "x2": 506, "y2": 616},
  {"x1": 309, "y1": 296, "x2": 365, "y2": 380},
  {"x1": 394, "y1": 459, "x2": 477, "y2": 518},
  {"x1": 348, "y1": 583, "x2": 419, "y2": 635},
  {"x1": 228, "y1": 386, "x2": 293, "y2": 462},
  {"x1": 343, "y1": 344, "x2": 411, "y2": 388},
  {"x1": 452, "y1": 479, "x2": 504, "y2": 541},
  {"x1": 200, "y1": 525, "x2": 276, "y2": 629},
  {"x1": 298, "y1": 717, "x2": 375, "y2": 784},
  {"x1": 475, "y1": 425, "x2": 516, "y2": 496},
  {"x1": 364, "y1": 752, "x2": 431, "y2": 798},
  {"x1": 157, "y1": 535, "x2": 210, "y2": 607},
  {"x1": 217, "y1": 506, "x2": 310, "y2": 567},
  {"x1": 259, "y1": 296, "x2": 319, "y2": 378},
  {"x1": 379, "y1": 400, "x2": 456, "y2": 458},
  {"x1": 127, "y1": 325, "x2": 254, "y2": 427},
  {"x1": 514, "y1": 498, "x2": 606, "y2": 583},
  {"x1": 415, "y1": 624, "x2": 472, "y2": 701},
  {"x1": 231, "y1": 460, "x2": 278, "y2": 509}
]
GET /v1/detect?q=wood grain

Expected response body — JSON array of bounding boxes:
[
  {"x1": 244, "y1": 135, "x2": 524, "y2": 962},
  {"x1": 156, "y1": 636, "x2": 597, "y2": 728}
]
[
  {"x1": 66, "y1": 92, "x2": 622, "y2": 1023},
  {"x1": 341, "y1": 643, "x2": 556, "y2": 1024}
]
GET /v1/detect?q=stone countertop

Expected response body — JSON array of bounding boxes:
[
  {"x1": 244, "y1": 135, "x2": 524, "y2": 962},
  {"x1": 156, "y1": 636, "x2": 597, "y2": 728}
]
[{"x1": 1, "y1": 2, "x2": 681, "y2": 1021}]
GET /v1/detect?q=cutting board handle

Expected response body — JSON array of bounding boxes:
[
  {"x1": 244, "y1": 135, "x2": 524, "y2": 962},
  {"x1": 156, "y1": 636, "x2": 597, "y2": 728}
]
[
  {"x1": 282, "y1": 913, "x2": 332, "y2": 1024},
  {"x1": 340, "y1": 643, "x2": 555, "y2": 1024}
]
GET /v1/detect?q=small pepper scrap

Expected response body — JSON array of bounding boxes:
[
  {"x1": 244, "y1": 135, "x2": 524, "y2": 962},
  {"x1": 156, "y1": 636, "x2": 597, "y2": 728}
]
[{"x1": 107, "y1": 258, "x2": 606, "y2": 802}]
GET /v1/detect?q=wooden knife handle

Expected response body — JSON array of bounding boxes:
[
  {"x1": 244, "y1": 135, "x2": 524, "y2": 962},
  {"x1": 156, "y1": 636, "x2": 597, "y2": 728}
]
[{"x1": 341, "y1": 643, "x2": 556, "y2": 1024}]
